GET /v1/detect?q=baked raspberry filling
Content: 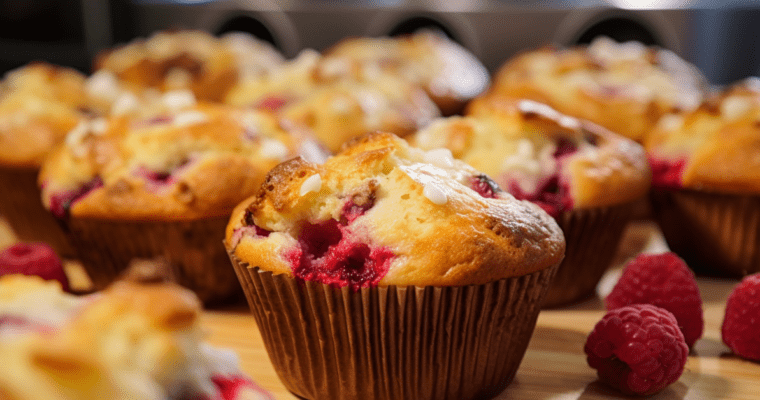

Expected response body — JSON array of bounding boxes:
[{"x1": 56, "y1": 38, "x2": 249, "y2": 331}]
[
  {"x1": 341, "y1": 197, "x2": 375, "y2": 224},
  {"x1": 0, "y1": 316, "x2": 54, "y2": 335},
  {"x1": 136, "y1": 166, "x2": 174, "y2": 185},
  {"x1": 210, "y1": 375, "x2": 274, "y2": 400},
  {"x1": 256, "y1": 96, "x2": 289, "y2": 112},
  {"x1": 470, "y1": 174, "x2": 502, "y2": 199},
  {"x1": 507, "y1": 138, "x2": 577, "y2": 218},
  {"x1": 49, "y1": 177, "x2": 104, "y2": 218},
  {"x1": 287, "y1": 219, "x2": 394, "y2": 290},
  {"x1": 648, "y1": 156, "x2": 685, "y2": 189}
]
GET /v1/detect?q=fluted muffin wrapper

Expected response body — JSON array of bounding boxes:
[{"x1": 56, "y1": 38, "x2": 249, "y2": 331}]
[
  {"x1": 229, "y1": 251, "x2": 559, "y2": 400},
  {"x1": 542, "y1": 202, "x2": 635, "y2": 308},
  {"x1": 0, "y1": 166, "x2": 74, "y2": 257},
  {"x1": 63, "y1": 217, "x2": 242, "y2": 304},
  {"x1": 651, "y1": 189, "x2": 760, "y2": 277}
]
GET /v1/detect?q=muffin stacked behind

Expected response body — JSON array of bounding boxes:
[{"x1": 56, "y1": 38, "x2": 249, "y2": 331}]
[
  {"x1": 645, "y1": 79, "x2": 760, "y2": 276},
  {"x1": 319, "y1": 29, "x2": 490, "y2": 115},
  {"x1": 487, "y1": 37, "x2": 706, "y2": 142},
  {"x1": 226, "y1": 49, "x2": 440, "y2": 153},
  {"x1": 411, "y1": 96, "x2": 651, "y2": 306},
  {"x1": 39, "y1": 93, "x2": 326, "y2": 303},
  {"x1": 94, "y1": 30, "x2": 284, "y2": 102},
  {"x1": 225, "y1": 132, "x2": 564, "y2": 400},
  {"x1": 0, "y1": 63, "x2": 93, "y2": 256}
]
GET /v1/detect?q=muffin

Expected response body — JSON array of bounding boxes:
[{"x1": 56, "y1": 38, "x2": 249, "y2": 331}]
[
  {"x1": 226, "y1": 50, "x2": 441, "y2": 152},
  {"x1": 319, "y1": 30, "x2": 490, "y2": 115},
  {"x1": 94, "y1": 30, "x2": 284, "y2": 102},
  {"x1": 645, "y1": 78, "x2": 760, "y2": 277},
  {"x1": 487, "y1": 36, "x2": 706, "y2": 142},
  {"x1": 39, "y1": 94, "x2": 327, "y2": 303},
  {"x1": 0, "y1": 271, "x2": 274, "y2": 400},
  {"x1": 225, "y1": 132, "x2": 564, "y2": 400},
  {"x1": 412, "y1": 96, "x2": 651, "y2": 306},
  {"x1": 0, "y1": 62, "x2": 92, "y2": 256}
]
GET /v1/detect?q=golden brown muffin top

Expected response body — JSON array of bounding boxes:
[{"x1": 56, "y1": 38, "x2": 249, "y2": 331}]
[
  {"x1": 0, "y1": 272, "x2": 255, "y2": 400},
  {"x1": 225, "y1": 50, "x2": 440, "y2": 153},
  {"x1": 94, "y1": 30, "x2": 284, "y2": 102},
  {"x1": 645, "y1": 78, "x2": 760, "y2": 194},
  {"x1": 411, "y1": 96, "x2": 651, "y2": 215},
  {"x1": 39, "y1": 96, "x2": 326, "y2": 220},
  {"x1": 226, "y1": 132, "x2": 564, "y2": 288},
  {"x1": 320, "y1": 30, "x2": 490, "y2": 115},
  {"x1": 489, "y1": 37, "x2": 706, "y2": 142},
  {"x1": 0, "y1": 63, "x2": 89, "y2": 168}
]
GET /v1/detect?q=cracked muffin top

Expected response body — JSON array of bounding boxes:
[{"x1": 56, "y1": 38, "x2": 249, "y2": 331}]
[
  {"x1": 225, "y1": 49, "x2": 440, "y2": 153},
  {"x1": 645, "y1": 78, "x2": 760, "y2": 194},
  {"x1": 39, "y1": 92, "x2": 326, "y2": 220},
  {"x1": 488, "y1": 37, "x2": 706, "y2": 142},
  {"x1": 225, "y1": 132, "x2": 564, "y2": 288},
  {"x1": 412, "y1": 96, "x2": 651, "y2": 217},
  {"x1": 94, "y1": 30, "x2": 284, "y2": 102}
]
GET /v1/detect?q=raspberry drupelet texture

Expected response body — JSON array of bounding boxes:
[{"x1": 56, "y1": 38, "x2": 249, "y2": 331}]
[
  {"x1": 606, "y1": 252, "x2": 704, "y2": 348},
  {"x1": 0, "y1": 243, "x2": 70, "y2": 292},
  {"x1": 585, "y1": 304, "x2": 689, "y2": 396},
  {"x1": 722, "y1": 273, "x2": 760, "y2": 361}
]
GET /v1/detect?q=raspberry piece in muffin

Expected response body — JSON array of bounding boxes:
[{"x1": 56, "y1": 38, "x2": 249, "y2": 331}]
[{"x1": 585, "y1": 304, "x2": 688, "y2": 395}]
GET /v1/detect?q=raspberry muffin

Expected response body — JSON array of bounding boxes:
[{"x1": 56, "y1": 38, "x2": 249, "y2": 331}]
[
  {"x1": 39, "y1": 96, "x2": 326, "y2": 303},
  {"x1": 0, "y1": 63, "x2": 92, "y2": 256},
  {"x1": 645, "y1": 78, "x2": 760, "y2": 277},
  {"x1": 488, "y1": 37, "x2": 706, "y2": 142},
  {"x1": 412, "y1": 97, "x2": 651, "y2": 306},
  {"x1": 226, "y1": 50, "x2": 440, "y2": 153},
  {"x1": 319, "y1": 30, "x2": 490, "y2": 115},
  {"x1": 94, "y1": 30, "x2": 284, "y2": 102},
  {"x1": 0, "y1": 272, "x2": 274, "y2": 400},
  {"x1": 225, "y1": 132, "x2": 564, "y2": 400}
]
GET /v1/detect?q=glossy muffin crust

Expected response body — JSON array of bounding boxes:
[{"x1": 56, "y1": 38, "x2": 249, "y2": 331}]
[{"x1": 226, "y1": 132, "x2": 564, "y2": 288}]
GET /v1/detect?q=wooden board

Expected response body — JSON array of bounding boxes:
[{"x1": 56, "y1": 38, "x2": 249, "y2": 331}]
[{"x1": 2, "y1": 219, "x2": 759, "y2": 399}]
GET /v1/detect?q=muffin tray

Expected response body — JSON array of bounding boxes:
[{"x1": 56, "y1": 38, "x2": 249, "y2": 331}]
[{"x1": 202, "y1": 222, "x2": 760, "y2": 400}]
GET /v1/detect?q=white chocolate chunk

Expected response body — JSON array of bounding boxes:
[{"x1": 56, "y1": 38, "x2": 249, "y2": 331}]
[
  {"x1": 259, "y1": 139, "x2": 289, "y2": 160},
  {"x1": 423, "y1": 183, "x2": 448, "y2": 205},
  {"x1": 162, "y1": 90, "x2": 196, "y2": 110},
  {"x1": 173, "y1": 111, "x2": 209, "y2": 127},
  {"x1": 299, "y1": 174, "x2": 322, "y2": 196},
  {"x1": 424, "y1": 148, "x2": 455, "y2": 169}
]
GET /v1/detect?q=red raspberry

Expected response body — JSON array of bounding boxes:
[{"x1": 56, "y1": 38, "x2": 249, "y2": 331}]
[
  {"x1": 0, "y1": 243, "x2": 70, "y2": 292},
  {"x1": 606, "y1": 252, "x2": 703, "y2": 348},
  {"x1": 585, "y1": 304, "x2": 689, "y2": 395},
  {"x1": 722, "y1": 273, "x2": 760, "y2": 360},
  {"x1": 211, "y1": 375, "x2": 274, "y2": 400}
]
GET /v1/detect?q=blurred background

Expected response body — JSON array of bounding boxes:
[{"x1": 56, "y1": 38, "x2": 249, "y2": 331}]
[{"x1": 0, "y1": 0, "x2": 758, "y2": 85}]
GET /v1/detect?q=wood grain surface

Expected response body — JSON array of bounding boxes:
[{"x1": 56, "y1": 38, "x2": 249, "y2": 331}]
[{"x1": 2, "y1": 219, "x2": 759, "y2": 399}]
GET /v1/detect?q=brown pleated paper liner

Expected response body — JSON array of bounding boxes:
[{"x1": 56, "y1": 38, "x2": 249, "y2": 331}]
[
  {"x1": 651, "y1": 189, "x2": 760, "y2": 277},
  {"x1": 542, "y1": 202, "x2": 635, "y2": 308},
  {"x1": 229, "y1": 252, "x2": 559, "y2": 400},
  {"x1": 0, "y1": 166, "x2": 75, "y2": 257},
  {"x1": 64, "y1": 216, "x2": 242, "y2": 304}
]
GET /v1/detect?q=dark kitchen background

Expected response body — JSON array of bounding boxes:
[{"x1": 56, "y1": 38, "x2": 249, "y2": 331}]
[{"x1": 0, "y1": 0, "x2": 758, "y2": 85}]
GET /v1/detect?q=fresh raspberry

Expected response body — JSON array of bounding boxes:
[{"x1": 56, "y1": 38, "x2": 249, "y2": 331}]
[
  {"x1": 606, "y1": 252, "x2": 704, "y2": 348},
  {"x1": 585, "y1": 304, "x2": 689, "y2": 395},
  {"x1": 0, "y1": 243, "x2": 70, "y2": 292},
  {"x1": 722, "y1": 273, "x2": 760, "y2": 360},
  {"x1": 211, "y1": 375, "x2": 274, "y2": 400}
]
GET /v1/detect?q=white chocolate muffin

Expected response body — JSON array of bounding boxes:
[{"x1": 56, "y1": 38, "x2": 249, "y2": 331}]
[
  {"x1": 319, "y1": 30, "x2": 490, "y2": 115},
  {"x1": 0, "y1": 274, "x2": 273, "y2": 400},
  {"x1": 94, "y1": 30, "x2": 284, "y2": 102},
  {"x1": 226, "y1": 131, "x2": 563, "y2": 288},
  {"x1": 489, "y1": 37, "x2": 706, "y2": 142}
]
